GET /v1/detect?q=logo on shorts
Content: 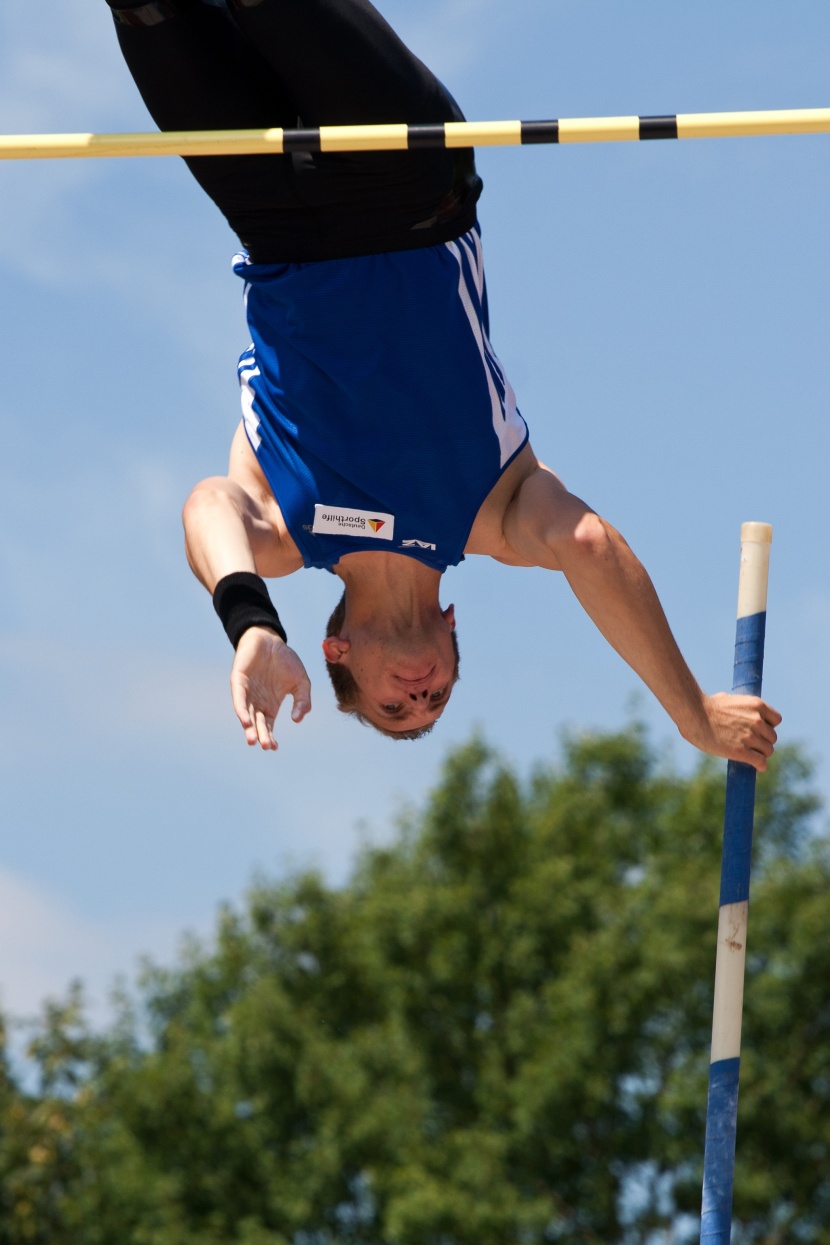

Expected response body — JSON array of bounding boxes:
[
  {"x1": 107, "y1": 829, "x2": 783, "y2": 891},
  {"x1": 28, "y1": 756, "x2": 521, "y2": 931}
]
[
  {"x1": 401, "y1": 538, "x2": 438, "y2": 551},
  {"x1": 312, "y1": 505, "x2": 394, "y2": 541}
]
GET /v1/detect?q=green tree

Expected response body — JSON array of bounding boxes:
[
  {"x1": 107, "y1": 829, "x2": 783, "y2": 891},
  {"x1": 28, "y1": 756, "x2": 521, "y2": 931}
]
[{"x1": 1, "y1": 728, "x2": 828, "y2": 1243}]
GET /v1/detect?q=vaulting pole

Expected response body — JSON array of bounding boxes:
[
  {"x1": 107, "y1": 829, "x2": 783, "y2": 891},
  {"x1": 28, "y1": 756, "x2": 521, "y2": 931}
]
[
  {"x1": 699, "y1": 522, "x2": 773, "y2": 1244},
  {"x1": 1, "y1": 108, "x2": 829, "y2": 160}
]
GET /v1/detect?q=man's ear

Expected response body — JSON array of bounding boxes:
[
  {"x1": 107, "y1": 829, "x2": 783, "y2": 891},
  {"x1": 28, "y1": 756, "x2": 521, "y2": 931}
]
[
  {"x1": 322, "y1": 636, "x2": 350, "y2": 664},
  {"x1": 442, "y1": 603, "x2": 456, "y2": 630}
]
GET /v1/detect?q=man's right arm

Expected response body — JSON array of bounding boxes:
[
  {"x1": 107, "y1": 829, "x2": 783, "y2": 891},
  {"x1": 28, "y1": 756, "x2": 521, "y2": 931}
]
[
  {"x1": 183, "y1": 474, "x2": 274, "y2": 590},
  {"x1": 182, "y1": 439, "x2": 311, "y2": 751}
]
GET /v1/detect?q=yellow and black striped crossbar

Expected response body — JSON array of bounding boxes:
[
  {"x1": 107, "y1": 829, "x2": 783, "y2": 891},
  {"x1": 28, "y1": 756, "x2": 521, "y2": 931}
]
[{"x1": 2, "y1": 108, "x2": 830, "y2": 160}]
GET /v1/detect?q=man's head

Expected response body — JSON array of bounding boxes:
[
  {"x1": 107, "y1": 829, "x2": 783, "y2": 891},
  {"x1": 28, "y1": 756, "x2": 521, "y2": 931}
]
[{"x1": 322, "y1": 592, "x2": 459, "y2": 739}]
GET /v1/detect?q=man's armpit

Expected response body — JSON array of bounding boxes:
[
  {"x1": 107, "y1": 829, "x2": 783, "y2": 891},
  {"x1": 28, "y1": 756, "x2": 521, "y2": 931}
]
[{"x1": 491, "y1": 550, "x2": 536, "y2": 568}]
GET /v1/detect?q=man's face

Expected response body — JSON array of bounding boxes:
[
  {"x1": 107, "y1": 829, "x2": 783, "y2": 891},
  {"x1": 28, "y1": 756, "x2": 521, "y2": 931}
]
[
  {"x1": 354, "y1": 646, "x2": 457, "y2": 733},
  {"x1": 324, "y1": 605, "x2": 458, "y2": 734}
]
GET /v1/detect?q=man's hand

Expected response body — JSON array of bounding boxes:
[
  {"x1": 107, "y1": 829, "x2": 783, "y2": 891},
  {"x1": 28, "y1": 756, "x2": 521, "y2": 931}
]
[
  {"x1": 230, "y1": 627, "x2": 312, "y2": 751},
  {"x1": 680, "y1": 693, "x2": 782, "y2": 772}
]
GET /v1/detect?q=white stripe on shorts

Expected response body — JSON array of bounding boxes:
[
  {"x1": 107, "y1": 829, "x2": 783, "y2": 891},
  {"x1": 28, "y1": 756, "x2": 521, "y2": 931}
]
[{"x1": 446, "y1": 232, "x2": 525, "y2": 468}]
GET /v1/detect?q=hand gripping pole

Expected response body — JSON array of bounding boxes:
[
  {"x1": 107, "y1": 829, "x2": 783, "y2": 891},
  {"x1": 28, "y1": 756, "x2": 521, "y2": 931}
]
[{"x1": 699, "y1": 522, "x2": 773, "y2": 1244}]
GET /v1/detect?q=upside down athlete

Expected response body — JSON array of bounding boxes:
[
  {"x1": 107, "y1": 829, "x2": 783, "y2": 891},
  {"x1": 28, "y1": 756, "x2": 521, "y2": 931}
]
[{"x1": 107, "y1": 0, "x2": 781, "y2": 759}]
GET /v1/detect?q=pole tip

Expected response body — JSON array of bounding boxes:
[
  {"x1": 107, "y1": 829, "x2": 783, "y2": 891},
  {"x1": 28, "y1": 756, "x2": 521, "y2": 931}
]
[{"x1": 741, "y1": 521, "x2": 773, "y2": 545}]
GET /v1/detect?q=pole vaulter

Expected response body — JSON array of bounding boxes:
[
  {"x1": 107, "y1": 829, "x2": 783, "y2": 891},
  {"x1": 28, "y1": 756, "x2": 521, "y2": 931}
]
[
  {"x1": 19, "y1": 0, "x2": 781, "y2": 768},
  {"x1": 13, "y1": 0, "x2": 785, "y2": 1235},
  {"x1": 1, "y1": 106, "x2": 830, "y2": 160}
]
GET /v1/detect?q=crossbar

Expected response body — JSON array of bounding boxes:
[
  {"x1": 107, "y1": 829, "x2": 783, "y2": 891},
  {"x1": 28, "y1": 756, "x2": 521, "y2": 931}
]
[{"x1": 1, "y1": 108, "x2": 830, "y2": 160}]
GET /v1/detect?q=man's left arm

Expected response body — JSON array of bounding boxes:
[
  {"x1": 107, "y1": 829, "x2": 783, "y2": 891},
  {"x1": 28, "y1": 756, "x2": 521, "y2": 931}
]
[{"x1": 501, "y1": 465, "x2": 781, "y2": 770}]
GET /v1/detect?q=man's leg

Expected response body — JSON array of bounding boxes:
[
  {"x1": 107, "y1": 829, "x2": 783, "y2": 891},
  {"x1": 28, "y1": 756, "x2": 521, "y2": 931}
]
[
  {"x1": 221, "y1": 0, "x2": 481, "y2": 255},
  {"x1": 105, "y1": 0, "x2": 302, "y2": 247},
  {"x1": 107, "y1": 0, "x2": 480, "y2": 256},
  {"x1": 224, "y1": 0, "x2": 462, "y2": 126},
  {"x1": 107, "y1": 0, "x2": 294, "y2": 131}
]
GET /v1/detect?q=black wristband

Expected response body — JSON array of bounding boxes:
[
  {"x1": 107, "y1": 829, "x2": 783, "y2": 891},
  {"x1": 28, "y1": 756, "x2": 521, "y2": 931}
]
[{"x1": 212, "y1": 572, "x2": 287, "y2": 649}]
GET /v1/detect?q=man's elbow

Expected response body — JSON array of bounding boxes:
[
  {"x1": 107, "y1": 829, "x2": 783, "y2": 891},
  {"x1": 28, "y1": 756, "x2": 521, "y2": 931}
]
[
  {"x1": 182, "y1": 476, "x2": 229, "y2": 531},
  {"x1": 572, "y1": 511, "x2": 611, "y2": 555},
  {"x1": 546, "y1": 511, "x2": 631, "y2": 575},
  {"x1": 181, "y1": 478, "x2": 232, "y2": 578}
]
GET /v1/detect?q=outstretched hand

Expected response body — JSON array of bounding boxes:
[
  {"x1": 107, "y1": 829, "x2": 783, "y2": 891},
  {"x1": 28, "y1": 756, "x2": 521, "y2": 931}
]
[
  {"x1": 683, "y1": 693, "x2": 782, "y2": 772},
  {"x1": 230, "y1": 627, "x2": 311, "y2": 751}
]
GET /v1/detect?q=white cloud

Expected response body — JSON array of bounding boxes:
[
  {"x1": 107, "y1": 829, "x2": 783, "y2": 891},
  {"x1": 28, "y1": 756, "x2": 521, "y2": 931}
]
[
  {"x1": 0, "y1": 0, "x2": 234, "y2": 346},
  {"x1": 0, "y1": 160, "x2": 234, "y2": 358},
  {"x1": 0, "y1": 2, "x2": 136, "y2": 281},
  {"x1": 0, "y1": 634, "x2": 228, "y2": 762},
  {"x1": 0, "y1": 864, "x2": 184, "y2": 1021},
  {"x1": 0, "y1": 2, "x2": 137, "y2": 132}
]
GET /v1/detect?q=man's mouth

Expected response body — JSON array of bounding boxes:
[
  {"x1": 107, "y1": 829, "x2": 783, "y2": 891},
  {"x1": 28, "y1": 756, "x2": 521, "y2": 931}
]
[{"x1": 395, "y1": 666, "x2": 435, "y2": 685}]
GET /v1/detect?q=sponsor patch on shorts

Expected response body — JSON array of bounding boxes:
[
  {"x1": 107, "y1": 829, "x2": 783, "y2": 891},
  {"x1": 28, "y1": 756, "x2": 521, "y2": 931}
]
[
  {"x1": 312, "y1": 505, "x2": 395, "y2": 541},
  {"x1": 401, "y1": 538, "x2": 437, "y2": 551}
]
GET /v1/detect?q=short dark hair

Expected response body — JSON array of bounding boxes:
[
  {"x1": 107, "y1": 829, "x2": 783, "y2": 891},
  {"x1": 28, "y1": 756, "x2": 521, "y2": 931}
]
[{"x1": 324, "y1": 592, "x2": 459, "y2": 740}]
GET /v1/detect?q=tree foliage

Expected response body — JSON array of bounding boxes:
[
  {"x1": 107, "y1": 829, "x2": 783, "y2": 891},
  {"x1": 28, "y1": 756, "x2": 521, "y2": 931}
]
[{"x1": 1, "y1": 728, "x2": 828, "y2": 1243}]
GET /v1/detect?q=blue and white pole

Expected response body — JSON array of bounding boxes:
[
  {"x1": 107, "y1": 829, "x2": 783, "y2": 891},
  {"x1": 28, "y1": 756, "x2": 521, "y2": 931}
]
[{"x1": 699, "y1": 522, "x2": 773, "y2": 1244}]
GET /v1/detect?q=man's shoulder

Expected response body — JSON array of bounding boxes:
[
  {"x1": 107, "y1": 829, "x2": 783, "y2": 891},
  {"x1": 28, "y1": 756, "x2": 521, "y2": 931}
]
[{"x1": 464, "y1": 442, "x2": 538, "y2": 559}]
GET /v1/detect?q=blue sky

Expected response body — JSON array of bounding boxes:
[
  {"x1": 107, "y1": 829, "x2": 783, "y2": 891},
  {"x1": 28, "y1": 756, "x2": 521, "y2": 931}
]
[{"x1": 1, "y1": 0, "x2": 828, "y2": 1021}]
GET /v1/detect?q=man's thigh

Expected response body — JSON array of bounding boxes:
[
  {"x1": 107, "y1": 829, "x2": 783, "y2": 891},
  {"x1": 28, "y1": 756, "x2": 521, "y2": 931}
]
[{"x1": 229, "y1": 0, "x2": 461, "y2": 126}]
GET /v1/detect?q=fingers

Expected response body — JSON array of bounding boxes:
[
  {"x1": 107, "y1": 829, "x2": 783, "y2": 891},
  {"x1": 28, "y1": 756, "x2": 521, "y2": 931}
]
[
  {"x1": 738, "y1": 720, "x2": 777, "y2": 772},
  {"x1": 291, "y1": 677, "x2": 312, "y2": 723},
  {"x1": 734, "y1": 695, "x2": 782, "y2": 724},
  {"x1": 252, "y1": 706, "x2": 277, "y2": 752},
  {"x1": 231, "y1": 677, "x2": 276, "y2": 750},
  {"x1": 736, "y1": 698, "x2": 782, "y2": 771},
  {"x1": 231, "y1": 683, "x2": 309, "y2": 752},
  {"x1": 743, "y1": 745, "x2": 771, "y2": 773},
  {"x1": 231, "y1": 677, "x2": 257, "y2": 744},
  {"x1": 747, "y1": 701, "x2": 781, "y2": 768},
  {"x1": 230, "y1": 639, "x2": 312, "y2": 752}
]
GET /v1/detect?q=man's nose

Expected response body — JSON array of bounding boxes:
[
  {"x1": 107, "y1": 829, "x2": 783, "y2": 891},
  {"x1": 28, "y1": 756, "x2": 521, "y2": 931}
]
[{"x1": 408, "y1": 689, "x2": 429, "y2": 701}]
